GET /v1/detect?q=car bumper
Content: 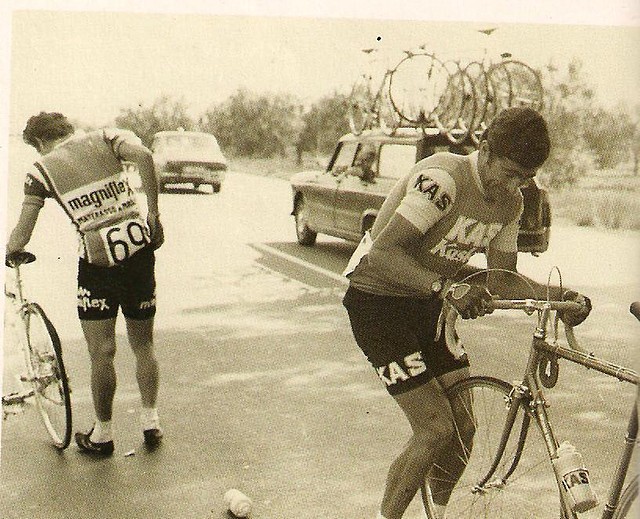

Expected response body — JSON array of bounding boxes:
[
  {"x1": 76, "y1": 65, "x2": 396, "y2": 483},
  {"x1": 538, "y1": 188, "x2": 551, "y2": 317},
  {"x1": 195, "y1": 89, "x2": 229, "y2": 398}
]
[{"x1": 159, "y1": 167, "x2": 226, "y2": 185}]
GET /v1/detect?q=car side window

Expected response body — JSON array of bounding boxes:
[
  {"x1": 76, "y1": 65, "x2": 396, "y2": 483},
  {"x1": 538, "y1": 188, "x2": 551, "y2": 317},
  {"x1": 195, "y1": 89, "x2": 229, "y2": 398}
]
[
  {"x1": 378, "y1": 143, "x2": 418, "y2": 179},
  {"x1": 329, "y1": 142, "x2": 358, "y2": 174}
]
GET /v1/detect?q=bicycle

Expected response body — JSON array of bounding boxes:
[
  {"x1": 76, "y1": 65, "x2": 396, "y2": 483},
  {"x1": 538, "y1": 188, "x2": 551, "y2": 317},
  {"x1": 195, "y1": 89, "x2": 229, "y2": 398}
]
[
  {"x1": 347, "y1": 48, "x2": 402, "y2": 136},
  {"x1": 422, "y1": 294, "x2": 638, "y2": 518},
  {"x1": 3, "y1": 250, "x2": 72, "y2": 449}
]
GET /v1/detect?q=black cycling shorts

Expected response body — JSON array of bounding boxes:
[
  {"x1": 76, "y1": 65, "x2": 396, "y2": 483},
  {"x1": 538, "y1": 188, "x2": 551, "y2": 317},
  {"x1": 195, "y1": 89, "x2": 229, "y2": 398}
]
[
  {"x1": 77, "y1": 246, "x2": 156, "y2": 321},
  {"x1": 343, "y1": 285, "x2": 469, "y2": 395}
]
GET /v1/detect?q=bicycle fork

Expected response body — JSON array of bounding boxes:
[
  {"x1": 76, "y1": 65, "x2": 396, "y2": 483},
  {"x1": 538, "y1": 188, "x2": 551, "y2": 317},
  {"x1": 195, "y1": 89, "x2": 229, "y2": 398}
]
[{"x1": 473, "y1": 383, "x2": 533, "y2": 492}]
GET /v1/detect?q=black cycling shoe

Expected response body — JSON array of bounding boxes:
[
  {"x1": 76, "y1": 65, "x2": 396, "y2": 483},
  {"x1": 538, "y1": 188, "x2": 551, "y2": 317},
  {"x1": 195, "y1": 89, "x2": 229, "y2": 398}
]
[
  {"x1": 75, "y1": 429, "x2": 114, "y2": 456},
  {"x1": 143, "y1": 428, "x2": 163, "y2": 448}
]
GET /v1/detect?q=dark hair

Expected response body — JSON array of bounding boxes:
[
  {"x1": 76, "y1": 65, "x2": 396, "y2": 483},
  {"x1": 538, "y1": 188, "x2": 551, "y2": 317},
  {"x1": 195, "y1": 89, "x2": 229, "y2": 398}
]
[
  {"x1": 482, "y1": 107, "x2": 550, "y2": 169},
  {"x1": 23, "y1": 112, "x2": 74, "y2": 149}
]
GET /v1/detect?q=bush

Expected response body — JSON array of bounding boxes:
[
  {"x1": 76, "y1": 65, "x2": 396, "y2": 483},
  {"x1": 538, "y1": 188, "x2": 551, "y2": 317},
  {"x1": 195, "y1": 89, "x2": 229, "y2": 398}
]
[{"x1": 550, "y1": 188, "x2": 640, "y2": 230}]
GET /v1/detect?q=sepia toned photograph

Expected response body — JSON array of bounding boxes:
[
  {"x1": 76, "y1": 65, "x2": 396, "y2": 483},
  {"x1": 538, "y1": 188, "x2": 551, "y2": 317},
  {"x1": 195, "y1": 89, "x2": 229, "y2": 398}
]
[{"x1": 1, "y1": 1, "x2": 639, "y2": 518}]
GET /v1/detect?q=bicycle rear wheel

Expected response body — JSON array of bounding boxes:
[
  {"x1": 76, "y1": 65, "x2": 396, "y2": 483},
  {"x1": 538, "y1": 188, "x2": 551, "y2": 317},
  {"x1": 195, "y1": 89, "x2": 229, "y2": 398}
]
[
  {"x1": 424, "y1": 376, "x2": 566, "y2": 518},
  {"x1": 23, "y1": 303, "x2": 72, "y2": 449},
  {"x1": 614, "y1": 474, "x2": 638, "y2": 519}
]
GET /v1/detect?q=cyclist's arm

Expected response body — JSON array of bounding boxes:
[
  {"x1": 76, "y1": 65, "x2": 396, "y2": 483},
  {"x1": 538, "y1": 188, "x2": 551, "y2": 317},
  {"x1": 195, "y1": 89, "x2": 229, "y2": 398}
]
[
  {"x1": 368, "y1": 214, "x2": 445, "y2": 295},
  {"x1": 117, "y1": 141, "x2": 159, "y2": 216},
  {"x1": 6, "y1": 196, "x2": 43, "y2": 254},
  {"x1": 483, "y1": 218, "x2": 565, "y2": 300},
  {"x1": 366, "y1": 168, "x2": 456, "y2": 295}
]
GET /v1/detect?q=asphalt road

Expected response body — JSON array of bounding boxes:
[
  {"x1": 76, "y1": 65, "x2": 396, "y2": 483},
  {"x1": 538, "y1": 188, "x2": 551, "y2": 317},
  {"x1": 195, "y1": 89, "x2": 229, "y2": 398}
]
[{"x1": 1, "y1": 170, "x2": 638, "y2": 519}]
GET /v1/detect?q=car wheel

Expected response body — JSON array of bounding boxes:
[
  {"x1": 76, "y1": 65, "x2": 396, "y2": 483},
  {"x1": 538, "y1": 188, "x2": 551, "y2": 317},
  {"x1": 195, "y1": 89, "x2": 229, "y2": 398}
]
[
  {"x1": 294, "y1": 197, "x2": 317, "y2": 246},
  {"x1": 211, "y1": 183, "x2": 221, "y2": 193},
  {"x1": 194, "y1": 183, "x2": 200, "y2": 190}
]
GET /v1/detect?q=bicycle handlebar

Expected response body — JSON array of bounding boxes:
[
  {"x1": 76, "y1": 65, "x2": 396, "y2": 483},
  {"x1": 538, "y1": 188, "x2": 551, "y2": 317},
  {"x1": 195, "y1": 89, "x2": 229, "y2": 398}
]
[{"x1": 488, "y1": 299, "x2": 583, "y2": 312}]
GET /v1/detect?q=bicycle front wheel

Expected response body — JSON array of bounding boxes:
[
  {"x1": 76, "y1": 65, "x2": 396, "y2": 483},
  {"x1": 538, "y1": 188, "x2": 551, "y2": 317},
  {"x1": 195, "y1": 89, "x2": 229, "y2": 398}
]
[
  {"x1": 614, "y1": 474, "x2": 638, "y2": 519},
  {"x1": 24, "y1": 303, "x2": 72, "y2": 449},
  {"x1": 424, "y1": 376, "x2": 564, "y2": 518}
]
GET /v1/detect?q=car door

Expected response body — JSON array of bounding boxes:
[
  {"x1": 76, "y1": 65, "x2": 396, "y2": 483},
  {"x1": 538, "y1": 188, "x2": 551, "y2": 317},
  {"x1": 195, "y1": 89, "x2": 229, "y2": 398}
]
[{"x1": 303, "y1": 141, "x2": 358, "y2": 233}]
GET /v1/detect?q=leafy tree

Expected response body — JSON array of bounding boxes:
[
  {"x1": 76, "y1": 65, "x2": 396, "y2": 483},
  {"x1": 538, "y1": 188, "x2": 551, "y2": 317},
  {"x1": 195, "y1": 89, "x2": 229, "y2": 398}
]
[
  {"x1": 582, "y1": 104, "x2": 635, "y2": 170},
  {"x1": 296, "y1": 92, "x2": 350, "y2": 164},
  {"x1": 540, "y1": 59, "x2": 598, "y2": 188},
  {"x1": 199, "y1": 89, "x2": 301, "y2": 158},
  {"x1": 114, "y1": 95, "x2": 195, "y2": 148}
]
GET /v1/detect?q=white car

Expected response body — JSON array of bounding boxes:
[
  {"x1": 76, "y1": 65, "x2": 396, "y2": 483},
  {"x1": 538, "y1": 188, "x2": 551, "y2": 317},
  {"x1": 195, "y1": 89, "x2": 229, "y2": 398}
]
[{"x1": 151, "y1": 130, "x2": 228, "y2": 193}]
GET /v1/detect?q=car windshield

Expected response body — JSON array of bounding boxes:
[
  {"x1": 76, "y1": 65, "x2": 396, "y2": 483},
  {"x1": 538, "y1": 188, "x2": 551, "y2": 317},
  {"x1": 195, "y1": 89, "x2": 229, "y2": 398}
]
[{"x1": 154, "y1": 134, "x2": 218, "y2": 150}]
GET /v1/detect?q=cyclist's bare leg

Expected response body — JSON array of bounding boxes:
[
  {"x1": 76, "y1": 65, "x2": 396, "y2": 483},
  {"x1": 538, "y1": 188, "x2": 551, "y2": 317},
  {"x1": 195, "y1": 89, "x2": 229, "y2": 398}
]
[
  {"x1": 380, "y1": 379, "x2": 456, "y2": 519},
  {"x1": 125, "y1": 317, "x2": 158, "y2": 409},
  {"x1": 81, "y1": 318, "x2": 118, "y2": 422},
  {"x1": 425, "y1": 367, "x2": 474, "y2": 510}
]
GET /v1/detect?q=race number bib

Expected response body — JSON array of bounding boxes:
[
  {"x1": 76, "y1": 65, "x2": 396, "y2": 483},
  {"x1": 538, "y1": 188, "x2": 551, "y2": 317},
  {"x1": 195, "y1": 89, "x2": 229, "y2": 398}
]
[{"x1": 83, "y1": 217, "x2": 151, "y2": 267}]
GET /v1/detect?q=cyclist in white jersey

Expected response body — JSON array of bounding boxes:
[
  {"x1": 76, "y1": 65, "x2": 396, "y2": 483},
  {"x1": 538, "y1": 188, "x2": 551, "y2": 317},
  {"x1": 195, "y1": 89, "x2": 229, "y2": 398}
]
[
  {"x1": 6, "y1": 112, "x2": 165, "y2": 456},
  {"x1": 342, "y1": 108, "x2": 591, "y2": 519}
]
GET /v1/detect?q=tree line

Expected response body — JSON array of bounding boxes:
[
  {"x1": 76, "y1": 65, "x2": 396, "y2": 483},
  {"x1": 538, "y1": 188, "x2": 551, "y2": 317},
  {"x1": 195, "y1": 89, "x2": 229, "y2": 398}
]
[{"x1": 111, "y1": 58, "x2": 640, "y2": 188}]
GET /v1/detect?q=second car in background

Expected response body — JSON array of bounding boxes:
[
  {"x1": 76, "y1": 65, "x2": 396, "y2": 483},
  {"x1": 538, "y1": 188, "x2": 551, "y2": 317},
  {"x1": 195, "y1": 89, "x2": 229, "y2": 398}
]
[{"x1": 152, "y1": 129, "x2": 228, "y2": 193}]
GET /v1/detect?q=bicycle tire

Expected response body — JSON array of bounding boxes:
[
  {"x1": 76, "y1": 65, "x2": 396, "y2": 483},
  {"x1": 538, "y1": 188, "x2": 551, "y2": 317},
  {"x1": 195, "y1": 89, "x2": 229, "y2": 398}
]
[
  {"x1": 376, "y1": 74, "x2": 401, "y2": 136},
  {"x1": 434, "y1": 61, "x2": 475, "y2": 145},
  {"x1": 348, "y1": 74, "x2": 373, "y2": 135},
  {"x1": 423, "y1": 376, "x2": 567, "y2": 518},
  {"x1": 613, "y1": 474, "x2": 638, "y2": 519},
  {"x1": 389, "y1": 52, "x2": 448, "y2": 126},
  {"x1": 464, "y1": 61, "x2": 491, "y2": 145},
  {"x1": 488, "y1": 60, "x2": 544, "y2": 111},
  {"x1": 24, "y1": 303, "x2": 72, "y2": 449}
]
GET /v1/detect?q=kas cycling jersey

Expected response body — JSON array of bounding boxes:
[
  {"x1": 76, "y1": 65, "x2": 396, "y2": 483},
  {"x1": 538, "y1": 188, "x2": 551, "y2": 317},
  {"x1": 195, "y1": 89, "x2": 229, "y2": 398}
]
[
  {"x1": 24, "y1": 129, "x2": 151, "y2": 267},
  {"x1": 346, "y1": 151, "x2": 523, "y2": 297}
]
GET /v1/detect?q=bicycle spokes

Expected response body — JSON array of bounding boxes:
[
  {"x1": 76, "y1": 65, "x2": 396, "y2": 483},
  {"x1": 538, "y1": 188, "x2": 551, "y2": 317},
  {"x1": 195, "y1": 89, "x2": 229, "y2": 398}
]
[{"x1": 22, "y1": 304, "x2": 72, "y2": 449}]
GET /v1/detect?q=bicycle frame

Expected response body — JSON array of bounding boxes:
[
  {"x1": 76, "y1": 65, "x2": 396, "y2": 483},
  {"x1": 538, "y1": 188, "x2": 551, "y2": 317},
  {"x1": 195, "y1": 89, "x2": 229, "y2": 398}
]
[{"x1": 477, "y1": 302, "x2": 638, "y2": 518}]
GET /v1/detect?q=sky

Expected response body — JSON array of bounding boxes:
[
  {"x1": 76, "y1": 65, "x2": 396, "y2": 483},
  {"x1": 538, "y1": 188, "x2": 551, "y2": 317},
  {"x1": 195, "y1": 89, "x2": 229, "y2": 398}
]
[{"x1": 1, "y1": 0, "x2": 639, "y2": 133}]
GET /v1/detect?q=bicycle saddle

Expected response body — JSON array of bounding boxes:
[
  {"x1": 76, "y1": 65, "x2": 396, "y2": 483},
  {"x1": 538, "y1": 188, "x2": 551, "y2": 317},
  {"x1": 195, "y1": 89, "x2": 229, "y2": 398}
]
[{"x1": 5, "y1": 251, "x2": 36, "y2": 268}]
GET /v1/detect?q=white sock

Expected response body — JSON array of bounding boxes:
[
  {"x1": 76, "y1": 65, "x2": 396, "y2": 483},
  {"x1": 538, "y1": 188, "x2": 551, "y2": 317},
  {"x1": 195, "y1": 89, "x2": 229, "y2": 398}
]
[
  {"x1": 90, "y1": 420, "x2": 112, "y2": 443},
  {"x1": 141, "y1": 407, "x2": 160, "y2": 431}
]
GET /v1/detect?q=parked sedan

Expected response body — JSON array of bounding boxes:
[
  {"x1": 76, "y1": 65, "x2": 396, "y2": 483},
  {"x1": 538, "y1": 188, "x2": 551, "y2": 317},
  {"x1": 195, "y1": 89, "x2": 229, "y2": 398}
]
[
  {"x1": 290, "y1": 128, "x2": 551, "y2": 254},
  {"x1": 152, "y1": 130, "x2": 227, "y2": 193}
]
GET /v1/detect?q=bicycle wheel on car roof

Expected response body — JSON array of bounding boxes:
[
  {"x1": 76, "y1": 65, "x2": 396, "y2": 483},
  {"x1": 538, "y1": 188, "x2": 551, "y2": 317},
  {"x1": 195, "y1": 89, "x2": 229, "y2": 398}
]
[
  {"x1": 376, "y1": 73, "x2": 402, "y2": 136},
  {"x1": 488, "y1": 60, "x2": 544, "y2": 111},
  {"x1": 423, "y1": 376, "x2": 571, "y2": 519},
  {"x1": 389, "y1": 52, "x2": 449, "y2": 126},
  {"x1": 348, "y1": 74, "x2": 374, "y2": 135},
  {"x1": 463, "y1": 61, "x2": 492, "y2": 145},
  {"x1": 23, "y1": 303, "x2": 72, "y2": 449},
  {"x1": 433, "y1": 61, "x2": 475, "y2": 145}
]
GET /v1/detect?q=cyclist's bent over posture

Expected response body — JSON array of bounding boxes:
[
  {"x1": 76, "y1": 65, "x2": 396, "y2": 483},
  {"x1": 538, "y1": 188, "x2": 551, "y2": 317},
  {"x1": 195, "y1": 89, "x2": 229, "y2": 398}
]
[
  {"x1": 6, "y1": 112, "x2": 165, "y2": 456},
  {"x1": 342, "y1": 108, "x2": 591, "y2": 519}
]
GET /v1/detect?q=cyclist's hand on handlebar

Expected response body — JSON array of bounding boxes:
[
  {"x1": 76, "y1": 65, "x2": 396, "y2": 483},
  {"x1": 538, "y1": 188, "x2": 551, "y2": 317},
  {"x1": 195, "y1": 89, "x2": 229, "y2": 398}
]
[
  {"x1": 445, "y1": 283, "x2": 494, "y2": 319},
  {"x1": 559, "y1": 290, "x2": 592, "y2": 327}
]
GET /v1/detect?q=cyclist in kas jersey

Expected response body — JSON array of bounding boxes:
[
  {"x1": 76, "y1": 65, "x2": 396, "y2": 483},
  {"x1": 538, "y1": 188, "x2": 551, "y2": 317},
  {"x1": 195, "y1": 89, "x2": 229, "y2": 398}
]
[
  {"x1": 342, "y1": 108, "x2": 591, "y2": 519},
  {"x1": 6, "y1": 112, "x2": 164, "y2": 456}
]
